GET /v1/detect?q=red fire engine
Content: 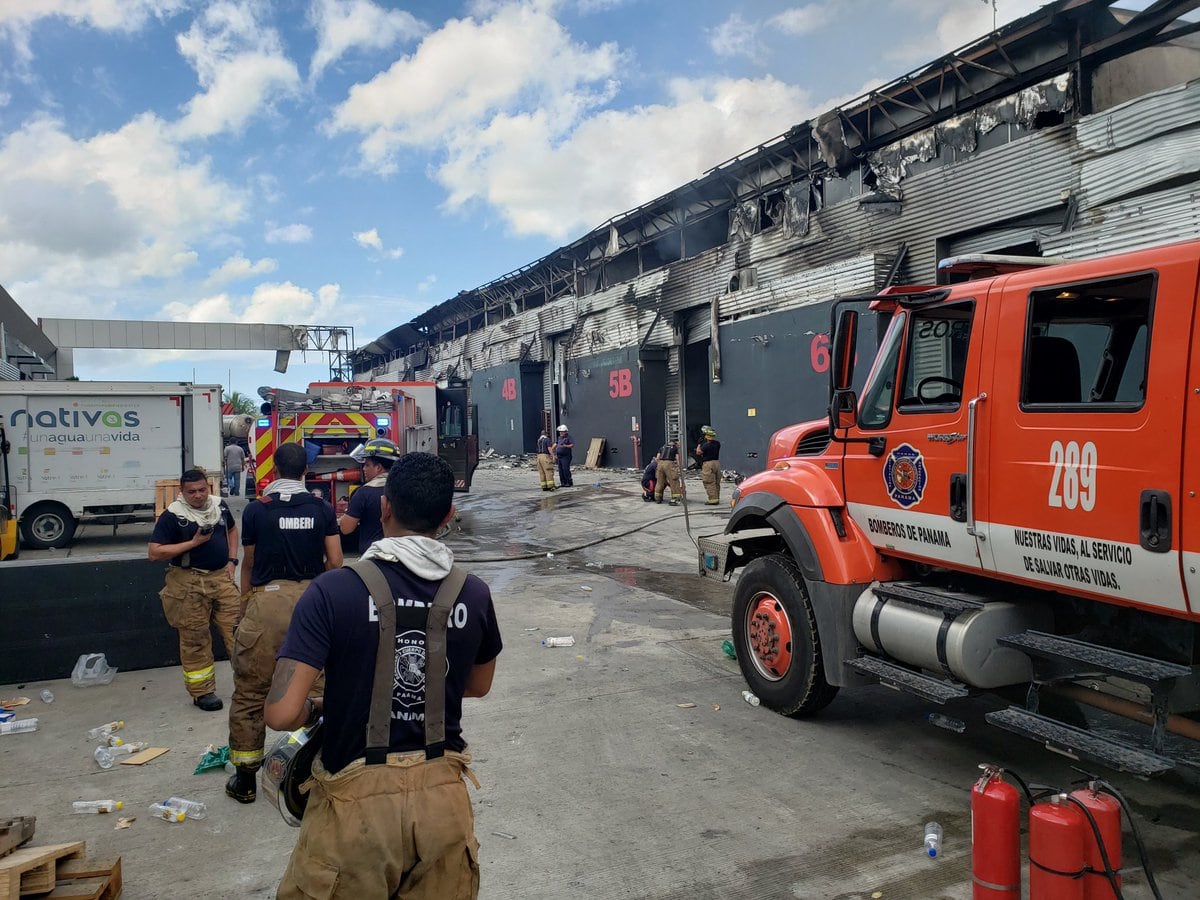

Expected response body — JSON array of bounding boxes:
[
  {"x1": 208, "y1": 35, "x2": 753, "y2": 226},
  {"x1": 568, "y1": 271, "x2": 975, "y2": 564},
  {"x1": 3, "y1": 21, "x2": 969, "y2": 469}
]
[
  {"x1": 701, "y1": 239, "x2": 1200, "y2": 776},
  {"x1": 253, "y1": 381, "x2": 477, "y2": 502}
]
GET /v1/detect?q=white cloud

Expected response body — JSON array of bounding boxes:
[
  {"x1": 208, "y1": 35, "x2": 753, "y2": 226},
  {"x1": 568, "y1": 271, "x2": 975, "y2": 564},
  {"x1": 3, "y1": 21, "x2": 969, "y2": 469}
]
[
  {"x1": 308, "y1": 0, "x2": 426, "y2": 83},
  {"x1": 330, "y1": 2, "x2": 623, "y2": 171},
  {"x1": 265, "y1": 223, "x2": 313, "y2": 244},
  {"x1": 0, "y1": 112, "x2": 245, "y2": 305},
  {"x1": 353, "y1": 227, "x2": 382, "y2": 249},
  {"x1": 0, "y1": 1, "x2": 186, "y2": 66},
  {"x1": 770, "y1": 4, "x2": 832, "y2": 37},
  {"x1": 172, "y1": 1, "x2": 302, "y2": 139},
  {"x1": 437, "y1": 75, "x2": 815, "y2": 240},
  {"x1": 353, "y1": 226, "x2": 404, "y2": 259},
  {"x1": 162, "y1": 280, "x2": 344, "y2": 325},
  {"x1": 206, "y1": 253, "x2": 278, "y2": 286},
  {"x1": 417, "y1": 274, "x2": 437, "y2": 293},
  {"x1": 886, "y1": 0, "x2": 1046, "y2": 64},
  {"x1": 709, "y1": 14, "x2": 757, "y2": 59}
]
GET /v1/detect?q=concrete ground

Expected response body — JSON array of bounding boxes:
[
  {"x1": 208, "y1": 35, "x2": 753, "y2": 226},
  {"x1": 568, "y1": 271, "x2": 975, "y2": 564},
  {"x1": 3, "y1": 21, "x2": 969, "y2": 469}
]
[{"x1": 2, "y1": 461, "x2": 1198, "y2": 899}]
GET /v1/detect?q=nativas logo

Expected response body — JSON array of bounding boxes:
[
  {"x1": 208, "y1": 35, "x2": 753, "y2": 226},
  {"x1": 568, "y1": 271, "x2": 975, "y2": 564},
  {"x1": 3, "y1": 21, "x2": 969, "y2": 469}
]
[
  {"x1": 13, "y1": 406, "x2": 145, "y2": 445},
  {"x1": 11, "y1": 407, "x2": 141, "y2": 429}
]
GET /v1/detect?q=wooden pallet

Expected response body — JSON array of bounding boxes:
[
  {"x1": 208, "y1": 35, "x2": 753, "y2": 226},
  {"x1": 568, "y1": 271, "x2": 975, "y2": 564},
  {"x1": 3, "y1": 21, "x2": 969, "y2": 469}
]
[
  {"x1": 583, "y1": 437, "x2": 606, "y2": 469},
  {"x1": 0, "y1": 817, "x2": 36, "y2": 859},
  {"x1": 0, "y1": 842, "x2": 121, "y2": 900}
]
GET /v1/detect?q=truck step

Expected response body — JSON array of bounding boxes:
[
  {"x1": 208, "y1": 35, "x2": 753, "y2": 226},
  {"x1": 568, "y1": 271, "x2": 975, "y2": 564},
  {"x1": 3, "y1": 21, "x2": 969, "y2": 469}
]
[
  {"x1": 986, "y1": 706, "x2": 1174, "y2": 777},
  {"x1": 846, "y1": 655, "x2": 970, "y2": 704},
  {"x1": 873, "y1": 581, "x2": 987, "y2": 616},
  {"x1": 997, "y1": 631, "x2": 1191, "y2": 686},
  {"x1": 697, "y1": 528, "x2": 777, "y2": 578}
]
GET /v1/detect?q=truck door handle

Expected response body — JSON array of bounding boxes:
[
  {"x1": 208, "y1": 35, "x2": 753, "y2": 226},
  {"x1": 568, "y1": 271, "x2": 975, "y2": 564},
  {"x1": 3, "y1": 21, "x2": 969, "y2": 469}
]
[
  {"x1": 1139, "y1": 490, "x2": 1171, "y2": 553},
  {"x1": 966, "y1": 393, "x2": 987, "y2": 538},
  {"x1": 950, "y1": 474, "x2": 967, "y2": 522}
]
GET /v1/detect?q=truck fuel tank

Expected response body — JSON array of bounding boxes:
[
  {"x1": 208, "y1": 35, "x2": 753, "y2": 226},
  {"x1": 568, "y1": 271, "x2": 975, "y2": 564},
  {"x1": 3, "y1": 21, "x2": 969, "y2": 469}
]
[{"x1": 852, "y1": 583, "x2": 1053, "y2": 689}]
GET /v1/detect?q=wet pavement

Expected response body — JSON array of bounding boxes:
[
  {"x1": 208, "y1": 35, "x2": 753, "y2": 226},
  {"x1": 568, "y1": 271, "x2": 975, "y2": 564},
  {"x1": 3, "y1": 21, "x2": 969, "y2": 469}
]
[{"x1": 3, "y1": 461, "x2": 1199, "y2": 899}]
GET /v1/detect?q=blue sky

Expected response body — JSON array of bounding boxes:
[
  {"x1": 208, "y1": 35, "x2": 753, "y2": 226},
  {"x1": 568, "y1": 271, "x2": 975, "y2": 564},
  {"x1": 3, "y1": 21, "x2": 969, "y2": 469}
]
[{"x1": 0, "y1": 0, "x2": 1047, "y2": 399}]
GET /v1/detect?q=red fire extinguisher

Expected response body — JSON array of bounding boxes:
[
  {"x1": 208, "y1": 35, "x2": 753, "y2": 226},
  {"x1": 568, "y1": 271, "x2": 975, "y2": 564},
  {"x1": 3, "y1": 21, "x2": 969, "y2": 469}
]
[
  {"x1": 972, "y1": 765, "x2": 1020, "y2": 899},
  {"x1": 1069, "y1": 785, "x2": 1122, "y2": 900},
  {"x1": 1030, "y1": 794, "x2": 1087, "y2": 900}
]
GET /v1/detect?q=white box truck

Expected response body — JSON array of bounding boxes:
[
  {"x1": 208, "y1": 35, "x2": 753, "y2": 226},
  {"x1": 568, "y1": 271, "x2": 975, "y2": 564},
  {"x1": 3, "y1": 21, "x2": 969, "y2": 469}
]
[{"x1": 0, "y1": 382, "x2": 223, "y2": 549}]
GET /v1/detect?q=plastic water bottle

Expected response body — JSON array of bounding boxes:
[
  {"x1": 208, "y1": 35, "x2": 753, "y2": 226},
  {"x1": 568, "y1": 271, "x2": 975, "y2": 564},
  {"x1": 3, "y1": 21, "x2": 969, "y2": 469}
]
[
  {"x1": 926, "y1": 712, "x2": 966, "y2": 733},
  {"x1": 741, "y1": 690, "x2": 761, "y2": 707},
  {"x1": 924, "y1": 821, "x2": 943, "y2": 858},
  {"x1": 40, "y1": 689, "x2": 54, "y2": 703},
  {"x1": 94, "y1": 743, "x2": 145, "y2": 769},
  {"x1": 86, "y1": 720, "x2": 124, "y2": 740},
  {"x1": 73, "y1": 800, "x2": 123, "y2": 814},
  {"x1": 542, "y1": 636, "x2": 576, "y2": 648},
  {"x1": 164, "y1": 797, "x2": 207, "y2": 819},
  {"x1": 0, "y1": 718, "x2": 38, "y2": 734},
  {"x1": 148, "y1": 802, "x2": 186, "y2": 824}
]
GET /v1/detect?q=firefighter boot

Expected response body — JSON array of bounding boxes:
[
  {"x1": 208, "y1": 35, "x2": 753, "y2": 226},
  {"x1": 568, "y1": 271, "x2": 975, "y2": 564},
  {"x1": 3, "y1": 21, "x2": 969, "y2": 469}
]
[
  {"x1": 193, "y1": 692, "x2": 223, "y2": 711},
  {"x1": 225, "y1": 767, "x2": 257, "y2": 803}
]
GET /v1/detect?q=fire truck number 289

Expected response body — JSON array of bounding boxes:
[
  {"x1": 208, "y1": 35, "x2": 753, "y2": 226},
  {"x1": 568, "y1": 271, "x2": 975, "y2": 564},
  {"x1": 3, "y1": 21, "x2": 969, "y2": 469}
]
[{"x1": 1047, "y1": 440, "x2": 1097, "y2": 511}]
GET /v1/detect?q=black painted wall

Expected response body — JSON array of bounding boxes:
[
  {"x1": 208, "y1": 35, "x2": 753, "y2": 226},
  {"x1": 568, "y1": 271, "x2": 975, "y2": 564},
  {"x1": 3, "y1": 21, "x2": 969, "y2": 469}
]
[
  {"x1": 708, "y1": 304, "x2": 880, "y2": 476},
  {"x1": 0, "y1": 555, "x2": 229, "y2": 684},
  {"x1": 558, "y1": 347, "x2": 666, "y2": 469},
  {"x1": 474, "y1": 361, "x2": 545, "y2": 455}
]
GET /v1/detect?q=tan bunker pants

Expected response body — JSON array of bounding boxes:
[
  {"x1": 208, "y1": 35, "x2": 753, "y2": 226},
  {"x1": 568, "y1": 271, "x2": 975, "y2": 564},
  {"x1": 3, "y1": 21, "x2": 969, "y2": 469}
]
[
  {"x1": 276, "y1": 751, "x2": 481, "y2": 900},
  {"x1": 229, "y1": 580, "x2": 314, "y2": 771},
  {"x1": 536, "y1": 453, "x2": 556, "y2": 489},
  {"x1": 159, "y1": 567, "x2": 241, "y2": 697},
  {"x1": 654, "y1": 458, "x2": 682, "y2": 501},
  {"x1": 701, "y1": 460, "x2": 721, "y2": 503}
]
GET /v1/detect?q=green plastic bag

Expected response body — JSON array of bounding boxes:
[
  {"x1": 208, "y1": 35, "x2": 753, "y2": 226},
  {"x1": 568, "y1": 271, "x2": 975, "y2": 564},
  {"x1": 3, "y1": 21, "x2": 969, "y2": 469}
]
[
  {"x1": 194, "y1": 744, "x2": 231, "y2": 774},
  {"x1": 721, "y1": 639, "x2": 736, "y2": 660}
]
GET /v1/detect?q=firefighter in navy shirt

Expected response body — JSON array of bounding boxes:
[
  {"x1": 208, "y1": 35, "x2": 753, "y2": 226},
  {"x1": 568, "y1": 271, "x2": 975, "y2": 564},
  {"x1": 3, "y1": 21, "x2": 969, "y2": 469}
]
[
  {"x1": 553, "y1": 424, "x2": 575, "y2": 486},
  {"x1": 267, "y1": 452, "x2": 502, "y2": 899},
  {"x1": 694, "y1": 426, "x2": 722, "y2": 505},
  {"x1": 226, "y1": 442, "x2": 342, "y2": 803},
  {"x1": 339, "y1": 437, "x2": 400, "y2": 553},
  {"x1": 148, "y1": 469, "x2": 240, "y2": 712}
]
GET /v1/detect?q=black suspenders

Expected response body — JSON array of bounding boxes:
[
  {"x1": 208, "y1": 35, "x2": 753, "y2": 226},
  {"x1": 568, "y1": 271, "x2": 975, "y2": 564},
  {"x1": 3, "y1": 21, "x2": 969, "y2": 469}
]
[{"x1": 347, "y1": 560, "x2": 467, "y2": 765}]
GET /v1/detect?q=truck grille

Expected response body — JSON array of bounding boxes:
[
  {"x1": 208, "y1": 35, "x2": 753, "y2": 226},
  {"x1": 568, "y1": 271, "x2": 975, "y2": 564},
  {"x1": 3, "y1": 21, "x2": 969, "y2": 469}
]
[{"x1": 794, "y1": 429, "x2": 831, "y2": 456}]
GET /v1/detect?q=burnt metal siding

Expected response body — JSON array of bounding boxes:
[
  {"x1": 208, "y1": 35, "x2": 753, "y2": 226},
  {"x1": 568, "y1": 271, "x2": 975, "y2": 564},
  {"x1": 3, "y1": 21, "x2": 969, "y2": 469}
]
[
  {"x1": 474, "y1": 361, "x2": 545, "y2": 455},
  {"x1": 558, "y1": 346, "x2": 665, "y2": 469},
  {"x1": 710, "y1": 304, "x2": 880, "y2": 476}
]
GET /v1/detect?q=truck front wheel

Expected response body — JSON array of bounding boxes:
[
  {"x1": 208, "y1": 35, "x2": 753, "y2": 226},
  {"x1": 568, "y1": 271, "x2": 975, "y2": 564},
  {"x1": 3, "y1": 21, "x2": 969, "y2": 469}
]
[
  {"x1": 20, "y1": 502, "x2": 77, "y2": 550},
  {"x1": 732, "y1": 554, "x2": 838, "y2": 717}
]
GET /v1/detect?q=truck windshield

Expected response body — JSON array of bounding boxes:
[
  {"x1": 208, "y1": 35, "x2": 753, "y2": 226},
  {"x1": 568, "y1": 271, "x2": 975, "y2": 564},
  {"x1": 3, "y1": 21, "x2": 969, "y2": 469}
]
[{"x1": 858, "y1": 311, "x2": 906, "y2": 428}]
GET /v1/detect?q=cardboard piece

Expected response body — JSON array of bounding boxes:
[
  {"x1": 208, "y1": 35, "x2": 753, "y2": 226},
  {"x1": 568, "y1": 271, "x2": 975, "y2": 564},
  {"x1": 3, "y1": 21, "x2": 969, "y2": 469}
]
[{"x1": 119, "y1": 747, "x2": 170, "y2": 766}]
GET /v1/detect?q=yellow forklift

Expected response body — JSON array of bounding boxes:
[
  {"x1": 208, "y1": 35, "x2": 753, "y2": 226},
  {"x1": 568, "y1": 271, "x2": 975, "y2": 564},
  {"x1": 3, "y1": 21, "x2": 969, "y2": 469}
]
[{"x1": 0, "y1": 422, "x2": 18, "y2": 560}]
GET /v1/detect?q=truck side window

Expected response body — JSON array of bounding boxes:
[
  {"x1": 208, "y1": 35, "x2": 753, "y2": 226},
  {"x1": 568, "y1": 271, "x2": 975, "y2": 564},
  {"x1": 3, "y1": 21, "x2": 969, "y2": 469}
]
[
  {"x1": 1022, "y1": 273, "x2": 1152, "y2": 409},
  {"x1": 858, "y1": 311, "x2": 907, "y2": 428},
  {"x1": 897, "y1": 303, "x2": 973, "y2": 412}
]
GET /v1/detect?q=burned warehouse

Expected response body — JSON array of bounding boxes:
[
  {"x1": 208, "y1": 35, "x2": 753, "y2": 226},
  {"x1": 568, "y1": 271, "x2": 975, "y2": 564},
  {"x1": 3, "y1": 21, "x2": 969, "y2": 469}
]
[{"x1": 350, "y1": 0, "x2": 1200, "y2": 475}]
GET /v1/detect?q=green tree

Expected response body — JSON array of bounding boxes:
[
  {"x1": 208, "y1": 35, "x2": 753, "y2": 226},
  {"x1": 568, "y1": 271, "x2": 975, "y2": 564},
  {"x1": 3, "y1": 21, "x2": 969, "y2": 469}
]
[{"x1": 227, "y1": 391, "x2": 257, "y2": 415}]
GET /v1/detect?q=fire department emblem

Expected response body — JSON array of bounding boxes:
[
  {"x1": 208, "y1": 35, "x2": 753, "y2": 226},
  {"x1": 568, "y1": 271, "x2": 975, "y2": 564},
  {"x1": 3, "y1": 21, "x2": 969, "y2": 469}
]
[
  {"x1": 394, "y1": 630, "x2": 426, "y2": 708},
  {"x1": 883, "y1": 443, "x2": 927, "y2": 508}
]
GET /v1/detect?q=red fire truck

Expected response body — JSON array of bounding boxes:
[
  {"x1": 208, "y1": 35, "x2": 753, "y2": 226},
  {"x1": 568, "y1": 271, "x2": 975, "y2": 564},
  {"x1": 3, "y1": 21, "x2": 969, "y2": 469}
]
[
  {"x1": 253, "y1": 381, "x2": 477, "y2": 502},
  {"x1": 701, "y1": 239, "x2": 1200, "y2": 776}
]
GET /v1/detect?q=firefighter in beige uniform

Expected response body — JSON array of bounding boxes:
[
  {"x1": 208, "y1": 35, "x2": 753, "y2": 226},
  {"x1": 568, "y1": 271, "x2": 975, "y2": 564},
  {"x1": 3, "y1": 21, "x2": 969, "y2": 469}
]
[
  {"x1": 225, "y1": 442, "x2": 342, "y2": 803},
  {"x1": 654, "y1": 438, "x2": 683, "y2": 505},
  {"x1": 535, "y1": 429, "x2": 557, "y2": 491},
  {"x1": 148, "y1": 470, "x2": 241, "y2": 711},
  {"x1": 694, "y1": 426, "x2": 722, "y2": 505}
]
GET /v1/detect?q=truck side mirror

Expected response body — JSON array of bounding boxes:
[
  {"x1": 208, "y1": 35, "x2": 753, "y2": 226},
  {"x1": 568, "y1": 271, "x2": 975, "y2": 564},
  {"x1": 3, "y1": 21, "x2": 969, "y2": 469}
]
[
  {"x1": 830, "y1": 389, "x2": 858, "y2": 431},
  {"x1": 831, "y1": 309, "x2": 858, "y2": 392}
]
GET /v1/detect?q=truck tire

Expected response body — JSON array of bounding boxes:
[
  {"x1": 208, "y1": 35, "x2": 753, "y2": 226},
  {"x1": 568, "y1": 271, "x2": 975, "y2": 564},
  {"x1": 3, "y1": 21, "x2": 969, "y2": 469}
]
[
  {"x1": 732, "y1": 553, "x2": 838, "y2": 717},
  {"x1": 20, "y1": 502, "x2": 77, "y2": 550}
]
